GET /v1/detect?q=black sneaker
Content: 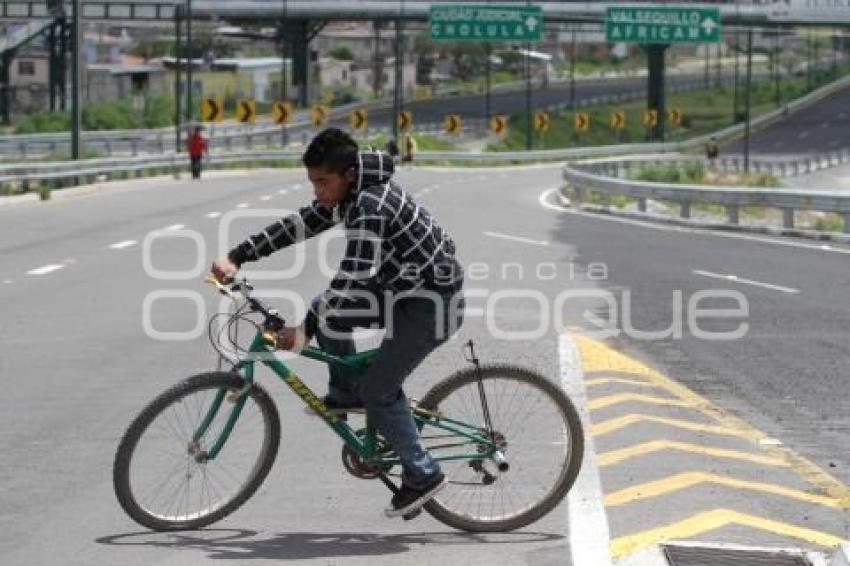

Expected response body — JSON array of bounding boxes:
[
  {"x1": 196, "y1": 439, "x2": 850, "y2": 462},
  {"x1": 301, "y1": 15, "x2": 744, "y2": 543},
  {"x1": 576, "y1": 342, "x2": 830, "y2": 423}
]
[{"x1": 384, "y1": 472, "x2": 447, "y2": 518}]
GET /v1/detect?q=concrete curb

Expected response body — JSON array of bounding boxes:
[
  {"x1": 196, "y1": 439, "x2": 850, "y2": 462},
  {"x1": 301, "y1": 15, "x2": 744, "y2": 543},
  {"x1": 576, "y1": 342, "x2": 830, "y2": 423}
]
[
  {"x1": 0, "y1": 192, "x2": 37, "y2": 207},
  {"x1": 614, "y1": 545, "x2": 669, "y2": 566},
  {"x1": 830, "y1": 543, "x2": 850, "y2": 566}
]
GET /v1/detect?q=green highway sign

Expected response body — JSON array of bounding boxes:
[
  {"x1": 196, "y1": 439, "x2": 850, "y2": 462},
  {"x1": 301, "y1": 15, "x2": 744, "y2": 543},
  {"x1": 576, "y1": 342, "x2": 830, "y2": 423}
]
[
  {"x1": 606, "y1": 6, "x2": 722, "y2": 44},
  {"x1": 429, "y1": 4, "x2": 543, "y2": 42}
]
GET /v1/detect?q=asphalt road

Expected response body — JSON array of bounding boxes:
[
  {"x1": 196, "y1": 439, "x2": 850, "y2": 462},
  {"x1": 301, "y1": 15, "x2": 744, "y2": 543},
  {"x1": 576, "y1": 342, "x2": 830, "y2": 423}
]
[
  {"x1": 723, "y1": 84, "x2": 850, "y2": 156},
  {"x1": 1, "y1": 163, "x2": 848, "y2": 564}
]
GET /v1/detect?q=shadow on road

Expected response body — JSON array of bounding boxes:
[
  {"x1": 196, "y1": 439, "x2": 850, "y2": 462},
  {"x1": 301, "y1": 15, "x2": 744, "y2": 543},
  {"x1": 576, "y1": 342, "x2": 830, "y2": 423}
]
[{"x1": 95, "y1": 528, "x2": 564, "y2": 560}]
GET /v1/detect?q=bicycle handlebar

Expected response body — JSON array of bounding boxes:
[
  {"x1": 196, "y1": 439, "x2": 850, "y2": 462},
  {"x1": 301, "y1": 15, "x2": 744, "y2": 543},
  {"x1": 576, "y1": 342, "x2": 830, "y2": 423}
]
[{"x1": 204, "y1": 276, "x2": 286, "y2": 345}]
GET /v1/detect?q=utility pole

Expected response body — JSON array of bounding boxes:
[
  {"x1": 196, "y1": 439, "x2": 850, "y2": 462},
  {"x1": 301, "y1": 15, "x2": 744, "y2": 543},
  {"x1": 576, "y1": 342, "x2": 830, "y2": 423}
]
[
  {"x1": 71, "y1": 0, "x2": 82, "y2": 160},
  {"x1": 392, "y1": 11, "x2": 403, "y2": 144},
  {"x1": 485, "y1": 42, "x2": 491, "y2": 121},
  {"x1": 773, "y1": 28, "x2": 781, "y2": 107},
  {"x1": 744, "y1": 28, "x2": 753, "y2": 173},
  {"x1": 186, "y1": 0, "x2": 193, "y2": 124},
  {"x1": 174, "y1": 5, "x2": 182, "y2": 151},
  {"x1": 569, "y1": 23, "x2": 576, "y2": 109},
  {"x1": 733, "y1": 28, "x2": 740, "y2": 122}
]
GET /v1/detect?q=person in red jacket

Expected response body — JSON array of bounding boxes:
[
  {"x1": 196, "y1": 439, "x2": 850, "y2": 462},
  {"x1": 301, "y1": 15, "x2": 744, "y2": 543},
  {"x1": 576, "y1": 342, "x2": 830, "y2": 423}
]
[{"x1": 186, "y1": 126, "x2": 208, "y2": 180}]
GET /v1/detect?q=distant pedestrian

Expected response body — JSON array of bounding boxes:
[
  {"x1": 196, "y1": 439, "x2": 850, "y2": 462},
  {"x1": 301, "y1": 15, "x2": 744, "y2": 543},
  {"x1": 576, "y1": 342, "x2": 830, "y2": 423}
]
[
  {"x1": 187, "y1": 126, "x2": 208, "y2": 180},
  {"x1": 705, "y1": 136, "x2": 719, "y2": 164}
]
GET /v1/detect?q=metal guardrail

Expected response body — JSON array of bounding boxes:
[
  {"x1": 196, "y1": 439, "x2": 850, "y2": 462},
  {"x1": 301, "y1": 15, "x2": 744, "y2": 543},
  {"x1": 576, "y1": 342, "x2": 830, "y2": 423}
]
[{"x1": 562, "y1": 155, "x2": 850, "y2": 234}]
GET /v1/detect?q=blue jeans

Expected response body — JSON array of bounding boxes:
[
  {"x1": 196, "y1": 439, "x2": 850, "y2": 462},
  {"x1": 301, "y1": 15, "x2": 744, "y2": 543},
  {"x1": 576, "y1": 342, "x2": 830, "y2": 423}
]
[{"x1": 308, "y1": 286, "x2": 464, "y2": 489}]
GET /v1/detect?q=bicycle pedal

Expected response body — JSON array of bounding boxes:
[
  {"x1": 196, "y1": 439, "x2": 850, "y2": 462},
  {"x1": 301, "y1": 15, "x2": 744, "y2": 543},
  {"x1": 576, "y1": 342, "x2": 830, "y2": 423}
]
[{"x1": 402, "y1": 508, "x2": 422, "y2": 521}]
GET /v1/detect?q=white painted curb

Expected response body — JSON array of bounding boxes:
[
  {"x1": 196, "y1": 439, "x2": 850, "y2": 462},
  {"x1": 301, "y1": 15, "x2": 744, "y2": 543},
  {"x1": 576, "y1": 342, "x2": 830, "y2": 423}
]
[
  {"x1": 829, "y1": 543, "x2": 850, "y2": 566},
  {"x1": 614, "y1": 545, "x2": 669, "y2": 566}
]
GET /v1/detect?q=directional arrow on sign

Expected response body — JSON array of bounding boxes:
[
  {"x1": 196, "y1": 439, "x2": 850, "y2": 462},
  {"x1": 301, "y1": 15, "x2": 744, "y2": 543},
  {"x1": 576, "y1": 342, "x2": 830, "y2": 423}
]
[
  {"x1": 444, "y1": 114, "x2": 462, "y2": 134},
  {"x1": 272, "y1": 101, "x2": 293, "y2": 125},
  {"x1": 533, "y1": 111, "x2": 549, "y2": 132},
  {"x1": 701, "y1": 17, "x2": 718, "y2": 35},
  {"x1": 573, "y1": 112, "x2": 589, "y2": 132},
  {"x1": 398, "y1": 111, "x2": 413, "y2": 132},
  {"x1": 350, "y1": 108, "x2": 368, "y2": 130},
  {"x1": 525, "y1": 16, "x2": 539, "y2": 32},
  {"x1": 610, "y1": 111, "x2": 626, "y2": 129},
  {"x1": 237, "y1": 100, "x2": 256, "y2": 124},
  {"x1": 490, "y1": 115, "x2": 508, "y2": 136},
  {"x1": 311, "y1": 105, "x2": 329, "y2": 127},
  {"x1": 202, "y1": 97, "x2": 223, "y2": 122}
]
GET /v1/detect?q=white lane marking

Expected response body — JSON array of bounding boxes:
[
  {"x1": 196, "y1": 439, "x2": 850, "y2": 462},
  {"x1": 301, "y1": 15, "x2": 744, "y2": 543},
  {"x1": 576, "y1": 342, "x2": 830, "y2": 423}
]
[
  {"x1": 692, "y1": 269, "x2": 800, "y2": 294},
  {"x1": 108, "y1": 240, "x2": 137, "y2": 250},
  {"x1": 164, "y1": 224, "x2": 185, "y2": 231},
  {"x1": 27, "y1": 264, "x2": 65, "y2": 276},
  {"x1": 205, "y1": 211, "x2": 222, "y2": 219},
  {"x1": 236, "y1": 203, "x2": 250, "y2": 209},
  {"x1": 292, "y1": 183, "x2": 303, "y2": 190},
  {"x1": 278, "y1": 189, "x2": 288, "y2": 195},
  {"x1": 3, "y1": 279, "x2": 12, "y2": 284},
  {"x1": 483, "y1": 231, "x2": 549, "y2": 247},
  {"x1": 260, "y1": 195, "x2": 272, "y2": 202},
  {"x1": 798, "y1": 131, "x2": 810, "y2": 139},
  {"x1": 560, "y1": 334, "x2": 613, "y2": 566},
  {"x1": 538, "y1": 188, "x2": 850, "y2": 257}
]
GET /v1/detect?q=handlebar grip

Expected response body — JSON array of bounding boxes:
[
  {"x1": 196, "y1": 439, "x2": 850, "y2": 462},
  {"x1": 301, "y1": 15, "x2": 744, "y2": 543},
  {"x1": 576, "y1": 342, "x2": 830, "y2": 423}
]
[{"x1": 262, "y1": 331, "x2": 278, "y2": 348}]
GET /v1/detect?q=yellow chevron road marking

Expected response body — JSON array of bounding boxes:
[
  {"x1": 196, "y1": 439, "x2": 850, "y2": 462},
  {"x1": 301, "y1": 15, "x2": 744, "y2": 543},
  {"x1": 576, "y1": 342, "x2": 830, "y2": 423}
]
[
  {"x1": 587, "y1": 393, "x2": 692, "y2": 411},
  {"x1": 604, "y1": 471, "x2": 843, "y2": 508},
  {"x1": 610, "y1": 508, "x2": 846, "y2": 558},
  {"x1": 591, "y1": 414, "x2": 759, "y2": 440},
  {"x1": 597, "y1": 440, "x2": 789, "y2": 468},
  {"x1": 574, "y1": 335, "x2": 850, "y2": 506},
  {"x1": 585, "y1": 377, "x2": 657, "y2": 388}
]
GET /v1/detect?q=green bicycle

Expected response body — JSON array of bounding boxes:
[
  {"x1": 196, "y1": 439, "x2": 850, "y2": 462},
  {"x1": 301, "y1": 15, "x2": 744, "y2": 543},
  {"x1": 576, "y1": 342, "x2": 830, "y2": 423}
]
[{"x1": 113, "y1": 277, "x2": 584, "y2": 532}]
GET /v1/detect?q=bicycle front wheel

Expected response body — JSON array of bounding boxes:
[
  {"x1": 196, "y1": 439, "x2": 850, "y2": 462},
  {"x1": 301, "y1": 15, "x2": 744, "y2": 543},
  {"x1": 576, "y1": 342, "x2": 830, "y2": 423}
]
[
  {"x1": 418, "y1": 365, "x2": 584, "y2": 532},
  {"x1": 113, "y1": 371, "x2": 280, "y2": 531}
]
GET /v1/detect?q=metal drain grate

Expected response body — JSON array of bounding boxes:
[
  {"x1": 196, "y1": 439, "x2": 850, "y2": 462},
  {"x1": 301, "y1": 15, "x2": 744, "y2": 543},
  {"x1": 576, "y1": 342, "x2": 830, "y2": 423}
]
[{"x1": 663, "y1": 545, "x2": 811, "y2": 566}]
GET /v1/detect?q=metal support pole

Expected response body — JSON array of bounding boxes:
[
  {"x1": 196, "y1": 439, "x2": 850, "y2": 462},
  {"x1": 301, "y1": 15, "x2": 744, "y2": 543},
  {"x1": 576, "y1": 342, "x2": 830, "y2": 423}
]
[
  {"x1": 646, "y1": 44, "x2": 667, "y2": 142},
  {"x1": 485, "y1": 42, "x2": 491, "y2": 120},
  {"x1": 704, "y1": 43, "x2": 710, "y2": 89},
  {"x1": 807, "y1": 28, "x2": 813, "y2": 91},
  {"x1": 733, "y1": 28, "x2": 740, "y2": 122},
  {"x1": 0, "y1": 53, "x2": 11, "y2": 126},
  {"x1": 744, "y1": 28, "x2": 753, "y2": 173},
  {"x1": 71, "y1": 0, "x2": 82, "y2": 160},
  {"x1": 186, "y1": 0, "x2": 193, "y2": 123},
  {"x1": 524, "y1": 41, "x2": 531, "y2": 150},
  {"x1": 569, "y1": 24, "x2": 576, "y2": 109},
  {"x1": 774, "y1": 28, "x2": 781, "y2": 107},
  {"x1": 372, "y1": 20, "x2": 381, "y2": 99},
  {"x1": 715, "y1": 38, "x2": 722, "y2": 88},
  {"x1": 174, "y1": 5, "x2": 183, "y2": 151},
  {"x1": 392, "y1": 18, "x2": 402, "y2": 143}
]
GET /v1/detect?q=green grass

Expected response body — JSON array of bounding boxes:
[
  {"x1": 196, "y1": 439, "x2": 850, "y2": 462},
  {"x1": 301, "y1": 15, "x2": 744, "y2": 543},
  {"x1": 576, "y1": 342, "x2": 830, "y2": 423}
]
[{"x1": 357, "y1": 133, "x2": 458, "y2": 152}]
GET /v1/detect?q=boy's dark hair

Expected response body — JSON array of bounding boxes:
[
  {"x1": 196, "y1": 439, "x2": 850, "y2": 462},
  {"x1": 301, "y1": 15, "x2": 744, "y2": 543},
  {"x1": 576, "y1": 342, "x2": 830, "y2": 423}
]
[{"x1": 302, "y1": 127, "x2": 359, "y2": 175}]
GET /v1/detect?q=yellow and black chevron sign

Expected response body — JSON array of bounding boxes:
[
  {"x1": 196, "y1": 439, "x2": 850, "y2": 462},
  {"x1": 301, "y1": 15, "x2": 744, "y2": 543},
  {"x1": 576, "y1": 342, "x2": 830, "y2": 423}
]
[
  {"x1": 311, "y1": 105, "x2": 329, "y2": 127},
  {"x1": 201, "y1": 97, "x2": 223, "y2": 123},
  {"x1": 644, "y1": 109, "x2": 658, "y2": 127},
  {"x1": 349, "y1": 108, "x2": 368, "y2": 130},
  {"x1": 443, "y1": 114, "x2": 462, "y2": 134},
  {"x1": 533, "y1": 111, "x2": 549, "y2": 133},
  {"x1": 573, "y1": 112, "x2": 590, "y2": 132},
  {"x1": 236, "y1": 99, "x2": 256, "y2": 124},
  {"x1": 489, "y1": 115, "x2": 508, "y2": 136},
  {"x1": 398, "y1": 110, "x2": 413, "y2": 133},
  {"x1": 668, "y1": 107, "x2": 682, "y2": 127},
  {"x1": 575, "y1": 335, "x2": 849, "y2": 560},
  {"x1": 272, "y1": 101, "x2": 293, "y2": 125},
  {"x1": 610, "y1": 111, "x2": 626, "y2": 130}
]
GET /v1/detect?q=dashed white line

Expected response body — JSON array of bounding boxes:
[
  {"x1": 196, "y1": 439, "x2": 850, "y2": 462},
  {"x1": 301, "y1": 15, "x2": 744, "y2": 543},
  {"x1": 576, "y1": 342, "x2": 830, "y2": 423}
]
[
  {"x1": 483, "y1": 230, "x2": 549, "y2": 246},
  {"x1": 164, "y1": 224, "x2": 185, "y2": 231},
  {"x1": 692, "y1": 269, "x2": 800, "y2": 294},
  {"x1": 260, "y1": 195, "x2": 272, "y2": 202},
  {"x1": 27, "y1": 264, "x2": 65, "y2": 276},
  {"x1": 205, "y1": 211, "x2": 222, "y2": 219},
  {"x1": 278, "y1": 189, "x2": 288, "y2": 195},
  {"x1": 3, "y1": 279, "x2": 12, "y2": 284},
  {"x1": 108, "y1": 240, "x2": 137, "y2": 250},
  {"x1": 236, "y1": 203, "x2": 250, "y2": 209},
  {"x1": 798, "y1": 131, "x2": 810, "y2": 139}
]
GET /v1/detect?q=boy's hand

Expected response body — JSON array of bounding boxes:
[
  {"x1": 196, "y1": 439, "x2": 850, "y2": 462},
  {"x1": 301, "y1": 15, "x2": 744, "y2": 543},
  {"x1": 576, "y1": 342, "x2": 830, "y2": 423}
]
[
  {"x1": 211, "y1": 257, "x2": 238, "y2": 283},
  {"x1": 275, "y1": 326, "x2": 307, "y2": 353}
]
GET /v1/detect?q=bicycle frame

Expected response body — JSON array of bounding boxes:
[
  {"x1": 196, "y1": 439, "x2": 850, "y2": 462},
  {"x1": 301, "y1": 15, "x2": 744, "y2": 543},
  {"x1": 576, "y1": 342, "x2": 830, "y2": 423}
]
[{"x1": 193, "y1": 331, "x2": 500, "y2": 467}]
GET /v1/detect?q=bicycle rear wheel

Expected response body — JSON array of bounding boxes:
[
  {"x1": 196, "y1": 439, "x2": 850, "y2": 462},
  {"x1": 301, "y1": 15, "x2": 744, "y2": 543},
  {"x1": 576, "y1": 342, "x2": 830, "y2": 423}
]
[
  {"x1": 113, "y1": 371, "x2": 280, "y2": 531},
  {"x1": 418, "y1": 365, "x2": 583, "y2": 532}
]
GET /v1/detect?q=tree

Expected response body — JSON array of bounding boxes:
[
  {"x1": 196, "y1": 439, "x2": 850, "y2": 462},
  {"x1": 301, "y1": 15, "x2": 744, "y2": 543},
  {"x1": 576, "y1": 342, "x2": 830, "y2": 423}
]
[{"x1": 329, "y1": 46, "x2": 354, "y2": 61}]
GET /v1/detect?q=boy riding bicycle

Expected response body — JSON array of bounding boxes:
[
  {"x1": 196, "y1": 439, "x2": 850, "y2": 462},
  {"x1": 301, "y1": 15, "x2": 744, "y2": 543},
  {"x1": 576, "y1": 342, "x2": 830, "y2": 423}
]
[{"x1": 211, "y1": 128, "x2": 464, "y2": 518}]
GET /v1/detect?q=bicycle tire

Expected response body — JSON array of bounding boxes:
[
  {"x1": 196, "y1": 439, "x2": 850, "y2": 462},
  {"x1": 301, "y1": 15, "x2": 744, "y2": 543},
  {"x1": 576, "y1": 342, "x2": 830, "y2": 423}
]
[
  {"x1": 113, "y1": 371, "x2": 280, "y2": 531},
  {"x1": 418, "y1": 365, "x2": 584, "y2": 532}
]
